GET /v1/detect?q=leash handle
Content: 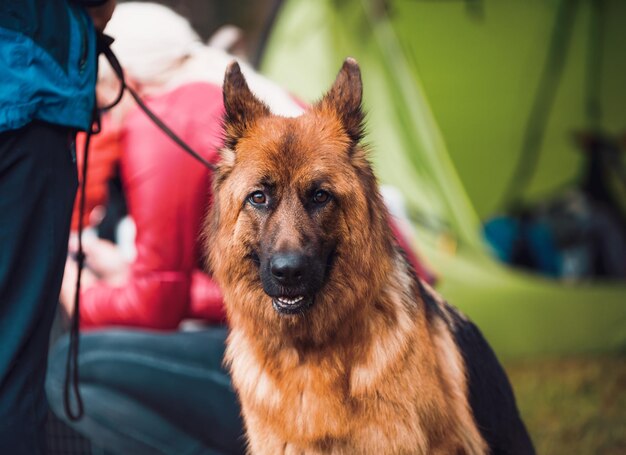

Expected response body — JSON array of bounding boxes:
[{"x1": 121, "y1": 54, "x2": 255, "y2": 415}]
[{"x1": 63, "y1": 123, "x2": 95, "y2": 421}]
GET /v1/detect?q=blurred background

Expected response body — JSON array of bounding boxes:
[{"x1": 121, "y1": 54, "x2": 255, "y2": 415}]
[{"x1": 54, "y1": 0, "x2": 626, "y2": 453}]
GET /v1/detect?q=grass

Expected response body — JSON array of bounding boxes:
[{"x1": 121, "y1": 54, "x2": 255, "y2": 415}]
[{"x1": 504, "y1": 356, "x2": 626, "y2": 455}]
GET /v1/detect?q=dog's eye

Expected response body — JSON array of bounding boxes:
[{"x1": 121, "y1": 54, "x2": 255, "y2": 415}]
[
  {"x1": 248, "y1": 191, "x2": 267, "y2": 206},
  {"x1": 313, "y1": 190, "x2": 331, "y2": 204}
]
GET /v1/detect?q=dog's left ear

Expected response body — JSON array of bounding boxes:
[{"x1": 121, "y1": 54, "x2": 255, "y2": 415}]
[
  {"x1": 223, "y1": 61, "x2": 271, "y2": 149},
  {"x1": 317, "y1": 57, "x2": 364, "y2": 145}
]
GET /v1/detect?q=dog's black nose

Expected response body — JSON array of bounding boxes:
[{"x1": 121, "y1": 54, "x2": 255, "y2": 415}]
[{"x1": 270, "y1": 252, "x2": 307, "y2": 285}]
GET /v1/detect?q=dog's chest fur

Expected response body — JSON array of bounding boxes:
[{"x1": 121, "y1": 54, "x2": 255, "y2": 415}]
[
  {"x1": 225, "y1": 289, "x2": 487, "y2": 455},
  {"x1": 227, "y1": 330, "x2": 353, "y2": 445}
]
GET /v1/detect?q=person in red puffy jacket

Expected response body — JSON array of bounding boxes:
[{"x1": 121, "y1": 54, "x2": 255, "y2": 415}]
[
  {"x1": 46, "y1": 4, "x2": 434, "y2": 454},
  {"x1": 59, "y1": 81, "x2": 227, "y2": 328}
]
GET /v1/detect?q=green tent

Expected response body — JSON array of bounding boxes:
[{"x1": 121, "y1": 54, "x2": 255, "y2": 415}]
[{"x1": 260, "y1": 0, "x2": 626, "y2": 358}]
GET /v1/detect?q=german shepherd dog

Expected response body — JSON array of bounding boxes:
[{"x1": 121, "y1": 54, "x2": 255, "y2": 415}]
[{"x1": 206, "y1": 58, "x2": 535, "y2": 454}]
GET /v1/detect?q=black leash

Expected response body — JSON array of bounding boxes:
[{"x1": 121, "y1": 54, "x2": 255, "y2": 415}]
[
  {"x1": 98, "y1": 34, "x2": 216, "y2": 171},
  {"x1": 63, "y1": 33, "x2": 216, "y2": 421}
]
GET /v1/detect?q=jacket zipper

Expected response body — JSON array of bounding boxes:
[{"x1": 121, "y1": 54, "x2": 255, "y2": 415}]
[{"x1": 70, "y1": 5, "x2": 89, "y2": 73}]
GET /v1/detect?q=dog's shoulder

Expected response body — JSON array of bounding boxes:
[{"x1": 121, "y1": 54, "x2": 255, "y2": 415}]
[{"x1": 418, "y1": 281, "x2": 536, "y2": 455}]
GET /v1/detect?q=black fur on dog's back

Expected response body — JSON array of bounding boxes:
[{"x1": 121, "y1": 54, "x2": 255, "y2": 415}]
[{"x1": 418, "y1": 280, "x2": 535, "y2": 455}]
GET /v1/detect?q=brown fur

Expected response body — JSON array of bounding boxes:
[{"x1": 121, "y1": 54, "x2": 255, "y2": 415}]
[{"x1": 206, "y1": 59, "x2": 487, "y2": 454}]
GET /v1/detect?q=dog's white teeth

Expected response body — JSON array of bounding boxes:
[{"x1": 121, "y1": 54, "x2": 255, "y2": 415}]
[{"x1": 277, "y1": 296, "x2": 304, "y2": 305}]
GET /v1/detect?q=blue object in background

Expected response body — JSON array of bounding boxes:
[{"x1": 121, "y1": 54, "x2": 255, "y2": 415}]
[{"x1": 484, "y1": 216, "x2": 561, "y2": 277}]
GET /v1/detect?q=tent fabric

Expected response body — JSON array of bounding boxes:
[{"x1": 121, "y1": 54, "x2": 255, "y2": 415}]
[{"x1": 260, "y1": 0, "x2": 626, "y2": 358}]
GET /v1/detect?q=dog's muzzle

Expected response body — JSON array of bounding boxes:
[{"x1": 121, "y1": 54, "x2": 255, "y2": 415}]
[{"x1": 259, "y1": 251, "x2": 327, "y2": 314}]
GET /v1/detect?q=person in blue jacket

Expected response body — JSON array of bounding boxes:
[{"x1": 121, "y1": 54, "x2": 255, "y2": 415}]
[{"x1": 0, "y1": 1, "x2": 115, "y2": 453}]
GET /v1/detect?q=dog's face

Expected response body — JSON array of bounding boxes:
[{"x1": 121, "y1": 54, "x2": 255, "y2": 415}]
[
  {"x1": 208, "y1": 59, "x2": 393, "y2": 341},
  {"x1": 232, "y1": 122, "x2": 344, "y2": 316}
]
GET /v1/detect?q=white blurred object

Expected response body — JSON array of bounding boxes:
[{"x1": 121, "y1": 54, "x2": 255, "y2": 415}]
[
  {"x1": 101, "y1": 2, "x2": 303, "y2": 117},
  {"x1": 207, "y1": 25, "x2": 246, "y2": 55},
  {"x1": 116, "y1": 216, "x2": 137, "y2": 263},
  {"x1": 102, "y1": 2, "x2": 201, "y2": 86},
  {"x1": 381, "y1": 185, "x2": 418, "y2": 243},
  {"x1": 381, "y1": 185, "x2": 410, "y2": 222}
]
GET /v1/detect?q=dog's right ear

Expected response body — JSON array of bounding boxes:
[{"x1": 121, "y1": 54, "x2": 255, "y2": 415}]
[
  {"x1": 317, "y1": 57, "x2": 364, "y2": 146},
  {"x1": 223, "y1": 61, "x2": 270, "y2": 149}
]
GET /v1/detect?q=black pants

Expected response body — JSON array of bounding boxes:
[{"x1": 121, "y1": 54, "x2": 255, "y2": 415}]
[
  {"x1": 46, "y1": 328, "x2": 245, "y2": 455},
  {"x1": 0, "y1": 122, "x2": 77, "y2": 454}
]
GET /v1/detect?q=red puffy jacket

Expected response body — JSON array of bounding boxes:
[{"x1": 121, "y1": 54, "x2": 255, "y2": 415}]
[{"x1": 80, "y1": 82, "x2": 226, "y2": 328}]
